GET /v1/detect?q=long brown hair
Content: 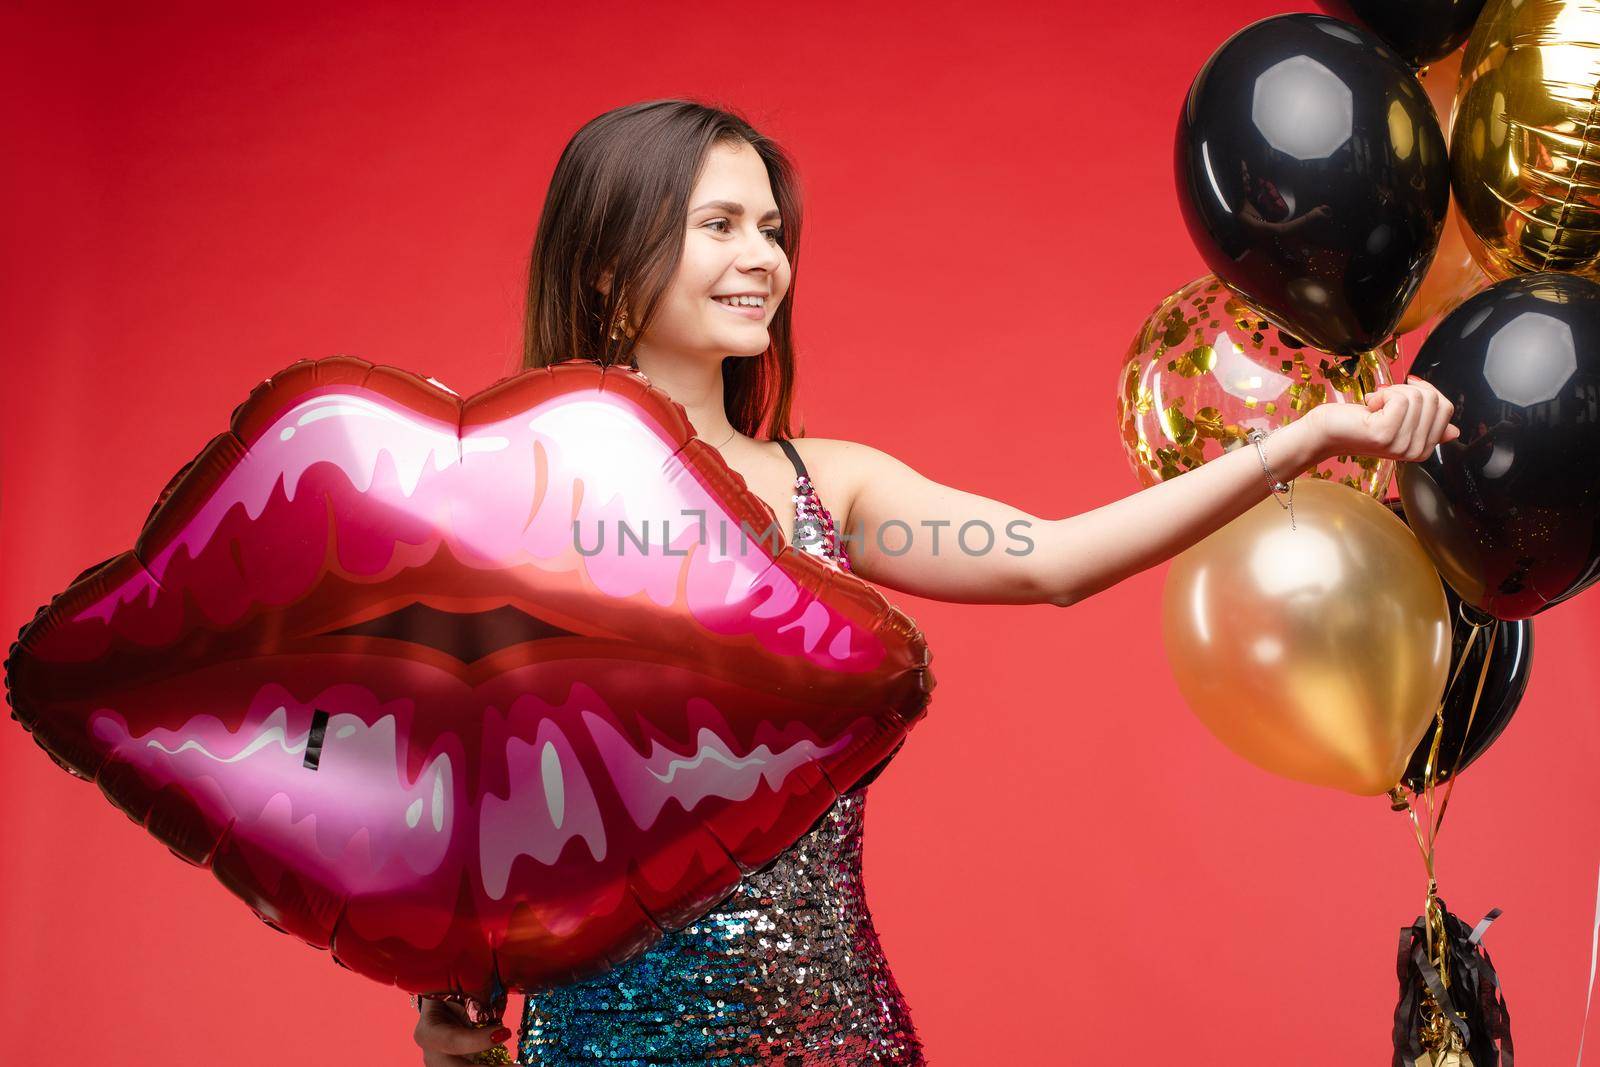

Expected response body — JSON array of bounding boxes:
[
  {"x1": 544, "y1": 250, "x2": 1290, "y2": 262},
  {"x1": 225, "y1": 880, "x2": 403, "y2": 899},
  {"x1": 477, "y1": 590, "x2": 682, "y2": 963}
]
[{"x1": 521, "y1": 99, "x2": 806, "y2": 440}]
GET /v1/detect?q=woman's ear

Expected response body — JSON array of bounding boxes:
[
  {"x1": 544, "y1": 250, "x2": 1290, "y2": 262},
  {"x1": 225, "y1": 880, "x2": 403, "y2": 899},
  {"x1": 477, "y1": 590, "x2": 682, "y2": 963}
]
[{"x1": 595, "y1": 267, "x2": 614, "y2": 298}]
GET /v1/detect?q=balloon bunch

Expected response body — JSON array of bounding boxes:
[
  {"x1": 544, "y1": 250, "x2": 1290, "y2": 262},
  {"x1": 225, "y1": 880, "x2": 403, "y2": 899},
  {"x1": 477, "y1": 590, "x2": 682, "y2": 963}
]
[{"x1": 1143, "y1": 4, "x2": 1600, "y2": 1061}]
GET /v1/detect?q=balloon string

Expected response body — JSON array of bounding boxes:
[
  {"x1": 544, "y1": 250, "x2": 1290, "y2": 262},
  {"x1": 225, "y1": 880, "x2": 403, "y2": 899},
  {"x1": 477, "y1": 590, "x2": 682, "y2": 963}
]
[
  {"x1": 1399, "y1": 617, "x2": 1496, "y2": 990},
  {"x1": 1405, "y1": 713, "x2": 1443, "y2": 870},
  {"x1": 1410, "y1": 621, "x2": 1481, "y2": 871},
  {"x1": 1427, "y1": 619, "x2": 1486, "y2": 786},
  {"x1": 1432, "y1": 618, "x2": 1498, "y2": 842},
  {"x1": 1401, "y1": 702, "x2": 1445, "y2": 968}
]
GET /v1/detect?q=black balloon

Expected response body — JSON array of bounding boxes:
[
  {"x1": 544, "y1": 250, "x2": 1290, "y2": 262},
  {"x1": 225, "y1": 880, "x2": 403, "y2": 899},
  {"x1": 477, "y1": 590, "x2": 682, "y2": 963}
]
[
  {"x1": 1318, "y1": 0, "x2": 1488, "y2": 67},
  {"x1": 1398, "y1": 273, "x2": 1600, "y2": 620},
  {"x1": 1387, "y1": 502, "x2": 1532, "y2": 793},
  {"x1": 1175, "y1": 14, "x2": 1450, "y2": 356}
]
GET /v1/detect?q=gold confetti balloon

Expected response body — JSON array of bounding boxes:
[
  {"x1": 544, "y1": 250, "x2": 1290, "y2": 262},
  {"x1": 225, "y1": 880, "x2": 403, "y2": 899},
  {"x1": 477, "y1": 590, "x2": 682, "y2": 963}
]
[
  {"x1": 1453, "y1": 0, "x2": 1600, "y2": 279},
  {"x1": 1161, "y1": 480, "x2": 1453, "y2": 797},
  {"x1": 1117, "y1": 275, "x2": 1395, "y2": 495}
]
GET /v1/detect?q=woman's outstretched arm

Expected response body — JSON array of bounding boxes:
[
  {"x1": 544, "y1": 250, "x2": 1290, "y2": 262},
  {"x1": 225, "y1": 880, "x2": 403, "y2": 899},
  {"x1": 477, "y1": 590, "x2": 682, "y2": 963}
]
[{"x1": 824, "y1": 377, "x2": 1457, "y2": 608}]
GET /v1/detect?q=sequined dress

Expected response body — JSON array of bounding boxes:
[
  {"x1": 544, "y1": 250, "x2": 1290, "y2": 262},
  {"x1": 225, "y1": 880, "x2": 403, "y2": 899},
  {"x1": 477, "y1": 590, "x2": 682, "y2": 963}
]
[{"x1": 516, "y1": 438, "x2": 923, "y2": 1066}]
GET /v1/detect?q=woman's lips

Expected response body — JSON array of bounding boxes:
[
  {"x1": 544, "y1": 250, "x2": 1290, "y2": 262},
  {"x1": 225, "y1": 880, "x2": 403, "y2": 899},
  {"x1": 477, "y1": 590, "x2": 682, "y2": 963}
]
[
  {"x1": 711, "y1": 298, "x2": 765, "y2": 320},
  {"x1": 4, "y1": 357, "x2": 932, "y2": 995}
]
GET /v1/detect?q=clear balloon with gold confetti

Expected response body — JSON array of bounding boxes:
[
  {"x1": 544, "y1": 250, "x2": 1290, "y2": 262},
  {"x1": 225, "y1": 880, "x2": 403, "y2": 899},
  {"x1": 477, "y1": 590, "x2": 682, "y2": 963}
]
[{"x1": 1117, "y1": 275, "x2": 1396, "y2": 495}]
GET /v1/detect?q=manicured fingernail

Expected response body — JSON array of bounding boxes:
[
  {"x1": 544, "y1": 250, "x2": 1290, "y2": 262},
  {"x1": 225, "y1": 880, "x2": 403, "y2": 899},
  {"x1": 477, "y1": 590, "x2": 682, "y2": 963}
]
[{"x1": 491, "y1": 1027, "x2": 512, "y2": 1044}]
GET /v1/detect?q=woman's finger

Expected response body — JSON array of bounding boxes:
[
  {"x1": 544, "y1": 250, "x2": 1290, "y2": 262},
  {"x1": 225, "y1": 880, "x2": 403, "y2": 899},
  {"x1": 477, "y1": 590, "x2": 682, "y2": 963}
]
[
  {"x1": 1375, "y1": 387, "x2": 1409, "y2": 447},
  {"x1": 1408, "y1": 388, "x2": 1436, "y2": 459},
  {"x1": 1404, "y1": 387, "x2": 1437, "y2": 459},
  {"x1": 1384, "y1": 387, "x2": 1420, "y2": 459},
  {"x1": 1420, "y1": 383, "x2": 1447, "y2": 447},
  {"x1": 1428, "y1": 395, "x2": 1455, "y2": 452},
  {"x1": 1405, "y1": 376, "x2": 1456, "y2": 454},
  {"x1": 414, "y1": 998, "x2": 509, "y2": 1058}
]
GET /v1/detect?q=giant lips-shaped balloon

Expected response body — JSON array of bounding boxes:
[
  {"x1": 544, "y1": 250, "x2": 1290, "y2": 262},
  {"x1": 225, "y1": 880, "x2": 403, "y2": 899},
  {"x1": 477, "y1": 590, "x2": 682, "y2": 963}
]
[{"x1": 3, "y1": 357, "x2": 934, "y2": 1007}]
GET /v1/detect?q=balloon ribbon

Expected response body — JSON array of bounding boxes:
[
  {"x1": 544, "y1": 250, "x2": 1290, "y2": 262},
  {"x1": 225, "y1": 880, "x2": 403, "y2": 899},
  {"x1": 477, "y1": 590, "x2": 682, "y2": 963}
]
[{"x1": 1387, "y1": 615, "x2": 1513, "y2": 1065}]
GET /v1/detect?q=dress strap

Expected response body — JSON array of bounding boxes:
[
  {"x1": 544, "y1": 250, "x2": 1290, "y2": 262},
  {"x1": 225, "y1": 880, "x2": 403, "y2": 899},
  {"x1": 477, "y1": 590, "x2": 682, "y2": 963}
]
[{"x1": 775, "y1": 437, "x2": 808, "y2": 482}]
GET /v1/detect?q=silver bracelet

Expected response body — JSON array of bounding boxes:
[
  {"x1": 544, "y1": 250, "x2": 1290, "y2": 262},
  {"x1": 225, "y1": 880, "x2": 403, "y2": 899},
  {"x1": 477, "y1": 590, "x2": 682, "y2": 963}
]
[{"x1": 1246, "y1": 427, "x2": 1296, "y2": 530}]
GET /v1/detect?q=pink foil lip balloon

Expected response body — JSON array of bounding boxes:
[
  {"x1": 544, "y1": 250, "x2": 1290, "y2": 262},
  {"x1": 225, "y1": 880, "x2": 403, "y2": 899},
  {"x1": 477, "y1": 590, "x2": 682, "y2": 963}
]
[{"x1": 4, "y1": 357, "x2": 934, "y2": 1006}]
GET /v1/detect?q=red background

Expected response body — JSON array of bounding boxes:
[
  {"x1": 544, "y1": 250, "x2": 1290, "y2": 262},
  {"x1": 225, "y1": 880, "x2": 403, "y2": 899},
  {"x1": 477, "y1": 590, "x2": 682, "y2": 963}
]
[{"x1": 4, "y1": 2, "x2": 1598, "y2": 1063}]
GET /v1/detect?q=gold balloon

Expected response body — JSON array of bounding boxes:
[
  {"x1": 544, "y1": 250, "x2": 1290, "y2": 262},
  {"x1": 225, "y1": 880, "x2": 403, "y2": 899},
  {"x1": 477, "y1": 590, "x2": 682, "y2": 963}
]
[
  {"x1": 1453, "y1": 0, "x2": 1600, "y2": 279},
  {"x1": 1118, "y1": 275, "x2": 1395, "y2": 496},
  {"x1": 1161, "y1": 480, "x2": 1452, "y2": 796},
  {"x1": 1398, "y1": 47, "x2": 1488, "y2": 335}
]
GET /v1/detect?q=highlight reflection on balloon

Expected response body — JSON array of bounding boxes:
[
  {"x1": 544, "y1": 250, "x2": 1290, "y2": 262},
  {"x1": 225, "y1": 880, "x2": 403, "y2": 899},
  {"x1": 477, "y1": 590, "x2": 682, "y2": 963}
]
[
  {"x1": 1118, "y1": 275, "x2": 1394, "y2": 495},
  {"x1": 1161, "y1": 480, "x2": 1452, "y2": 796},
  {"x1": 1453, "y1": 0, "x2": 1600, "y2": 279}
]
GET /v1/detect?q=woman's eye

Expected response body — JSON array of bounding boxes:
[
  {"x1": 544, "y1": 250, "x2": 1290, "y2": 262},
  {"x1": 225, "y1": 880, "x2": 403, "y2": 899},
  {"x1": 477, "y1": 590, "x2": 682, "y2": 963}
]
[{"x1": 702, "y1": 219, "x2": 782, "y2": 244}]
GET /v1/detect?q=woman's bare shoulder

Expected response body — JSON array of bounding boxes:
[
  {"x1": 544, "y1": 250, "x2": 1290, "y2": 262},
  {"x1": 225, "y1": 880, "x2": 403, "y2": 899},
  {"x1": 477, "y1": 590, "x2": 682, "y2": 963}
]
[
  {"x1": 782, "y1": 437, "x2": 893, "y2": 534},
  {"x1": 785, "y1": 436, "x2": 896, "y2": 475},
  {"x1": 780, "y1": 438, "x2": 845, "y2": 471}
]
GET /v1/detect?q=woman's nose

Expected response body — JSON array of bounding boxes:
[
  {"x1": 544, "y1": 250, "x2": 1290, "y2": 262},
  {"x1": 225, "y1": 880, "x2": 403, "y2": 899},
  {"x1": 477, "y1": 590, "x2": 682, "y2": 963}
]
[{"x1": 739, "y1": 231, "x2": 781, "y2": 271}]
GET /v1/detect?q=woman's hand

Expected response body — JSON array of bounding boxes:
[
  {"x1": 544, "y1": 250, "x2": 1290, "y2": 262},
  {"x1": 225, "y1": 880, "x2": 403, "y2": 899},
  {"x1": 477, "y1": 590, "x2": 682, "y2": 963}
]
[
  {"x1": 413, "y1": 996, "x2": 512, "y2": 1065},
  {"x1": 1306, "y1": 375, "x2": 1460, "y2": 464}
]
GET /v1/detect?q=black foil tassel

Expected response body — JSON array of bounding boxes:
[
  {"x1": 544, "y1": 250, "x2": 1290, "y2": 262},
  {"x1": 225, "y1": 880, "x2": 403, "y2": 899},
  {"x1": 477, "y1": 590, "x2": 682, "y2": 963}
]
[{"x1": 1392, "y1": 900, "x2": 1513, "y2": 1066}]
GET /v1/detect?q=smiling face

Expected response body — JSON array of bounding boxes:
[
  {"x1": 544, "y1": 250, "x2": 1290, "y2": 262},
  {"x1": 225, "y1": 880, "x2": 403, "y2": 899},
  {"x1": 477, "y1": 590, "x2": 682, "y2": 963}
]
[{"x1": 636, "y1": 139, "x2": 791, "y2": 363}]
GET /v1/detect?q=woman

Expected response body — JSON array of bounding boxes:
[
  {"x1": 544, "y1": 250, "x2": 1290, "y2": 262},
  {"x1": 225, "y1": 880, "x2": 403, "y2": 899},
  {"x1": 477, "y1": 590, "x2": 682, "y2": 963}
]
[{"x1": 414, "y1": 99, "x2": 1459, "y2": 1065}]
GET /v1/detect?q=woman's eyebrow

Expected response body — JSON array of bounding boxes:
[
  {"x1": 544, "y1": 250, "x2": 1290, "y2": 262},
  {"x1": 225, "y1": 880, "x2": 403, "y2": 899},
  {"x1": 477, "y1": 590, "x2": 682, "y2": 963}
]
[{"x1": 691, "y1": 199, "x2": 782, "y2": 222}]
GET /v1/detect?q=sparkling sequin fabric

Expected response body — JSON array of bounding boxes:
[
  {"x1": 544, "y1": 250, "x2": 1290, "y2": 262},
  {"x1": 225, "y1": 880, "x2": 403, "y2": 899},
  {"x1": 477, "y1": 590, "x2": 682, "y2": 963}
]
[
  {"x1": 516, "y1": 441, "x2": 921, "y2": 1066},
  {"x1": 789, "y1": 458, "x2": 853, "y2": 573}
]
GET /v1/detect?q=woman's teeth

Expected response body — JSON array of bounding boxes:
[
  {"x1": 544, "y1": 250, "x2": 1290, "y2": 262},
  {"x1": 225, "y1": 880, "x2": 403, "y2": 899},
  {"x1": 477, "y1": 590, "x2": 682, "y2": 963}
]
[{"x1": 714, "y1": 296, "x2": 764, "y2": 308}]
